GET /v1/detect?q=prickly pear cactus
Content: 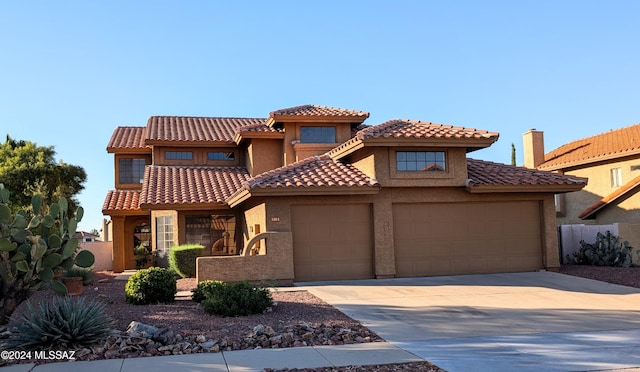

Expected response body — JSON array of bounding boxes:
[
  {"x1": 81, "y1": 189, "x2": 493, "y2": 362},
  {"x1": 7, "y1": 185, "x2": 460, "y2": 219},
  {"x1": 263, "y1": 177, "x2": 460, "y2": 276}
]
[
  {"x1": 0, "y1": 184, "x2": 94, "y2": 323},
  {"x1": 567, "y1": 231, "x2": 633, "y2": 267}
]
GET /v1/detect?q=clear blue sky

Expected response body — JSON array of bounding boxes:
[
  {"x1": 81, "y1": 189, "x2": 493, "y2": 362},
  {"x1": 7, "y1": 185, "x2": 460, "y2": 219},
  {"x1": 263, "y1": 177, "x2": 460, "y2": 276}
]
[{"x1": 2, "y1": 1, "x2": 640, "y2": 232}]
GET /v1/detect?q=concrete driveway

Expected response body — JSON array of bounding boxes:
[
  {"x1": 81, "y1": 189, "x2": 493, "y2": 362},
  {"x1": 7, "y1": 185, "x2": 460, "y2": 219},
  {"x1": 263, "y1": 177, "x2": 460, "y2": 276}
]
[{"x1": 296, "y1": 271, "x2": 640, "y2": 372}]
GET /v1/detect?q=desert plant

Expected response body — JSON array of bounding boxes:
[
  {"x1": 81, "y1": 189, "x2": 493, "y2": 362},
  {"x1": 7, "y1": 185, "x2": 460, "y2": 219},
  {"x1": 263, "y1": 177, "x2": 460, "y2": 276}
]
[
  {"x1": 64, "y1": 265, "x2": 94, "y2": 286},
  {"x1": 191, "y1": 280, "x2": 225, "y2": 303},
  {"x1": 125, "y1": 267, "x2": 177, "y2": 305},
  {"x1": 1, "y1": 296, "x2": 112, "y2": 350},
  {"x1": 567, "y1": 231, "x2": 633, "y2": 267},
  {"x1": 0, "y1": 184, "x2": 95, "y2": 323},
  {"x1": 201, "y1": 281, "x2": 272, "y2": 317},
  {"x1": 134, "y1": 244, "x2": 152, "y2": 269},
  {"x1": 169, "y1": 244, "x2": 204, "y2": 278}
]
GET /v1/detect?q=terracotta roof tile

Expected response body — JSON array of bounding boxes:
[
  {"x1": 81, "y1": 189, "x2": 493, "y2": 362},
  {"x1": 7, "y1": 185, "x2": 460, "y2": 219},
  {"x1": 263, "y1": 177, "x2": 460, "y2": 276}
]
[
  {"x1": 578, "y1": 175, "x2": 640, "y2": 219},
  {"x1": 237, "y1": 122, "x2": 282, "y2": 133},
  {"x1": 466, "y1": 158, "x2": 587, "y2": 188},
  {"x1": 146, "y1": 117, "x2": 266, "y2": 143},
  {"x1": 247, "y1": 155, "x2": 380, "y2": 189},
  {"x1": 540, "y1": 123, "x2": 640, "y2": 170},
  {"x1": 106, "y1": 127, "x2": 148, "y2": 152},
  {"x1": 357, "y1": 119, "x2": 499, "y2": 141},
  {"x1": 140, "y1": 165, "x2": 250, "y2": 206},
  {"x1": 269, "y1": 105, "x2": 369, "y2": 119},
  {"x1": 102, "y1": 190, "x2": 141, "y2": 213}
]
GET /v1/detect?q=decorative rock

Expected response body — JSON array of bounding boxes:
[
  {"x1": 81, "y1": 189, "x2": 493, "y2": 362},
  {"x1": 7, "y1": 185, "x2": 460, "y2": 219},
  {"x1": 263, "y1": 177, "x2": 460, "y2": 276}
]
[{"x1": 195, "y1": 335, "x2": 206, "y2": 343}]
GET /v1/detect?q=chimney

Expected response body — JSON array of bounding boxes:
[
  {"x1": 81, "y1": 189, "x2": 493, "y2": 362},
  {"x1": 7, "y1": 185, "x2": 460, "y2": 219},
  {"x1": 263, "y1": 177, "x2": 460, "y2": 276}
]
[{"x1": 523, "y1": 129, "x2": 545, "y2": 168}]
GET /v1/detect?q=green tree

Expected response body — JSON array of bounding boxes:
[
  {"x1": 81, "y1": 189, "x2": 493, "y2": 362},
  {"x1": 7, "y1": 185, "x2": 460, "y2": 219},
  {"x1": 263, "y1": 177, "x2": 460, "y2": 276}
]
[
  {"x1": 89, "y1": 228, "x2": 100, "y2": 237},
  {"x1": 511, "y1": 143, "x2": 516, "y2": 166},
  {"x1": 0, "y1": 135, "x2": 86, "y2": 214}
]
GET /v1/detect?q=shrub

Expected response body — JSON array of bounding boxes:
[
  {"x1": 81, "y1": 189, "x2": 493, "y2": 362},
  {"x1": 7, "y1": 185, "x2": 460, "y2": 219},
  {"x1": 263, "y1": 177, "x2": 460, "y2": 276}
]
[
  {"x1": 191, "y1": 280, "x2": 225, "y2": 303},
  {"x1": 201, "y1": 281, "x2": 273, "y2": 317},
  {"x1": 65, "y1": 265, "x2": 94, "y2": 285},
  {"x1": 125, "y1": 267, "x2": 177, "y2": 305},
  {"x1": 1, "y1": 296, "x2": 113, "y2": 350},
  {"x1": 169, "y1": 244, "x2": 204, "y2": 278},
  {"x1": 567, "y1": 231, "x2": 633, "y2": 267}
]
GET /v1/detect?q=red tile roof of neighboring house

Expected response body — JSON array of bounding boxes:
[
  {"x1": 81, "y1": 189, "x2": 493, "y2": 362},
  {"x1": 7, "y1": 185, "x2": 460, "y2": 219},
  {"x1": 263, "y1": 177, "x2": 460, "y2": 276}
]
[
  {"x1": 140, "y1": 165, "x2": 250, "y2": 207},
  {"x1": 578, "y1": 175, "x2": 640, "y2": 219},
  {"x1": 466, "y1": 159, "x2": 587, "y2": 191},
  {"x1": 539, "y1": 123, "x2": 640, "y2": 170},
  {"x1": 102, "y1": 190, "x2": 141, "y2": 213},
  {"x1": 269, "y1": 105, "x2": 369, "y2": 119},
  {"x1": 247, "y1": 154, "x2": 380, "y2": 189},
  {"x1": 146, "y1": 117, "x2": 267, "y2": 144},
  {"x1": 106, "y1": 127, "x2": 148, "y2": 152}
]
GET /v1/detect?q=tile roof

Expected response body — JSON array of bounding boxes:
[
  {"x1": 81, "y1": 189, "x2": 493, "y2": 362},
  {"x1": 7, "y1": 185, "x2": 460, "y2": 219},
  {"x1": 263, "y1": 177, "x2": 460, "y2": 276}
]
[
  {"x1": 246, "y1": 155, "x2": 380, "y2": 190},
  {"x1": 356, "y1": 119, "x2": 500, "y2": 141},
  {"x1": 539, "y1": 123, "x2": 640, "y2": 170},
  {"x1": 269, "y1": 105, "x2": 369, "y2": 120},
  {"x1": 102, "y1": 190, "x2": 141, "y2": 213},
  {"x1": 146, "y1": 117, "x2": 267, "y2": 144},
  {"x1": 466, "y1": 158, "x2": 587, "y2": 190},
  {"x1": 140, "y1": 165, "x2": 250, "y2": 207},
  {"x1": 578, "y1": 175, "x2": 640, "y2": 219},
  {"x1": 106, "y1": 127, "x2": 148, "y2": 152}
]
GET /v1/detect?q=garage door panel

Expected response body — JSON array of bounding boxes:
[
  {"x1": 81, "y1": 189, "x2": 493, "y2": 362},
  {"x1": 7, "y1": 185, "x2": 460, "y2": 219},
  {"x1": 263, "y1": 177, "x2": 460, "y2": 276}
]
[
  {"x1": 394, "y1": 202, "x2": 542, "y2": 277},
  {"x1": 293, "y1": 204, "x2": 374, "y2": 282}
]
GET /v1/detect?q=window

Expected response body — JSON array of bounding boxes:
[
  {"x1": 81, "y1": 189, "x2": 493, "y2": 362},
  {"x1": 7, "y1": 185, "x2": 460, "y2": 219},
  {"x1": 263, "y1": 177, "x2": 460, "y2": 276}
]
[
  {"x1": 165, "y1": 151, "x2": 193, "y2": 160},
  {"x1": 300, "y1": 126, "x2": 336, "y2": 143},
  {"x1": 119, "y1": 158, "x2": 146, "y2": 184},
  {"x1": 396, "y1": 151, "x2": 446, "y2": 171},
  {"x1": 155, "y1": 216, "x2": 174, "y2": 258},
  {"x1": 207, "y1": 151, "x2": 235, "y2": 161},
  {"x1": 611, "y1": 167, "x2": 622, "y2": 187}
]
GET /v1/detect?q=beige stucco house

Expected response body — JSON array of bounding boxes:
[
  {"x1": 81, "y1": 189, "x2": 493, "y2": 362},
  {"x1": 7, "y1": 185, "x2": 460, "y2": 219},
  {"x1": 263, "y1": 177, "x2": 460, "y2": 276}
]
[
  {"x1": 103, "y1": 105, "x2": 585, "y2": 283},
  {"x1": 524, "y1": 125, "x2": 640, "y2": 225}
]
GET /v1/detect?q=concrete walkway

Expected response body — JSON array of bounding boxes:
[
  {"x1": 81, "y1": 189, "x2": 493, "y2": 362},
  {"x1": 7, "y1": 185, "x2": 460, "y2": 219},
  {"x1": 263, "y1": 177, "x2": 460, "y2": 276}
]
[
  {"x1": 298, "y1": 271, "x2": 640, "y2": 372},
  {"x1": 1, "y1": 342, "x2": 423, "y2": 371}
]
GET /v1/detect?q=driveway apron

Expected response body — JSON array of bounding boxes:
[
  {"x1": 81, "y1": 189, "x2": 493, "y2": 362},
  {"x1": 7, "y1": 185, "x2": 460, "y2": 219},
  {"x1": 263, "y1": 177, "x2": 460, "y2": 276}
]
[{"x1": 296, "y1": 271, "x2": 640, "y2": 372}]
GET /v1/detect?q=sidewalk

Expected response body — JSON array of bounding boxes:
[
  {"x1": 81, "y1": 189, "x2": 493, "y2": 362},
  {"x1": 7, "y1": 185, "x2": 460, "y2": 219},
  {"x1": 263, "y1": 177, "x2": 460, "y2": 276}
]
[{"x1": 2, "y1": 342, "x2": 424, "y2": 372}]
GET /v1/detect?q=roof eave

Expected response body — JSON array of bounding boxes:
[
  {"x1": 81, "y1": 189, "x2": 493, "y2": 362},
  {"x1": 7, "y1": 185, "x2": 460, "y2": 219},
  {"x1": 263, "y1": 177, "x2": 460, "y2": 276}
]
[
  {"x1": 144, "y1": 140, "x2": 236, "y2": 147},
  {"x1": 138, "y1": 202, "x2": 230, "y2": 211},
  {"x1": 465, "y1": 184, "x2": 586, "y2": 194},
  {"x1": 539, "y1": 149, "x2": 640, "y2": 171},
  {"x1": 106, "y1": 147, "x2": 151, "y2": 154}
]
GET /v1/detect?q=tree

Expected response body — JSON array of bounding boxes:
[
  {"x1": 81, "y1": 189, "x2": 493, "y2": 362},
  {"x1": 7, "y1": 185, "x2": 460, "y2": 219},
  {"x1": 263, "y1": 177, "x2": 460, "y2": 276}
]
[
  {"x1": 511, "y1": 143, "x2": 516, "y2": 166},
  {"x1": 0, "y1": 185, "x2": 94, "y2": 323},
  {"x1": 89, "y1": 228, "x2": 101, "y2": 237},
  {"x1": 0, "y1": 135, "x2": 86, "y2": 214}
]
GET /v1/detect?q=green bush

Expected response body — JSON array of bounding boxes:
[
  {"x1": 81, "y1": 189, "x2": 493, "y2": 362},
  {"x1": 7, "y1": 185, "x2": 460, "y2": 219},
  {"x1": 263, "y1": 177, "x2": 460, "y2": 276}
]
[
  {"x1": 65, "y1": 265, "x2": 94, "y2": 285},
  {"x1": 169, "y1": 244, "x2": 204, "y2": 278},
  {"x1": 1, "y1": 296, "x2": 113, "y2": 350},
  {"x1": 567, "y1": 231, "x2": 633, "y2": 267},
  {"x1": 192, "y1": 280, "x2": 225, "y2": 303},
  {"x1": 125, "y1": 267, "x2": 177, "y2": 305},
  {"x1": 200, "y1": 281, "x2": 273, "y2": 317}
]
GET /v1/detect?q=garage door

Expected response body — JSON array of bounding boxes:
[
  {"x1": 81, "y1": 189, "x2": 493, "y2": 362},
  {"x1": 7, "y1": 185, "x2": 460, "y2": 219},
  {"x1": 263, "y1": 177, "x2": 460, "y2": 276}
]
[
  {"x1": 292, "y1": 204, "x2": 374, "y2": 281},
  {"x1": 393, "y1": 201, "x2": 542, "y2": 277}
]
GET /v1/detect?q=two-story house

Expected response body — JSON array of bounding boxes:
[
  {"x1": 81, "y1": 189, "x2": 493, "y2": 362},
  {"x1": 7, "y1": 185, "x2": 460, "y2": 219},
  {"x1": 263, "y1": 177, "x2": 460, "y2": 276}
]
[{"x1": 104, "y1": 105, "x2": 585, "y2": 283}]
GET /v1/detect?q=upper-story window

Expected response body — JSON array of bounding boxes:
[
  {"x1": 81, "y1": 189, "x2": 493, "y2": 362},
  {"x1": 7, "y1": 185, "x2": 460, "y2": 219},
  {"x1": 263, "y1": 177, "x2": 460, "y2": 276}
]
[
  {"x1": 119, "y1": 158, "x2": 146, "y2": 184},
  {"x1": 611, "y1": 167, "x2": 622, "y2": 187},
  {"x1": 397, "y1": 151, "x2": 446, "y2": 171},
  {"x1": 300, "y1": 126, "x2": 336, "y2": 143},
  {"x1": 208, "y1": 151, "x2": 235, "y2": 161},
  {"x1": 165, "y1": 151, "x2": 193, "y2": 160}
]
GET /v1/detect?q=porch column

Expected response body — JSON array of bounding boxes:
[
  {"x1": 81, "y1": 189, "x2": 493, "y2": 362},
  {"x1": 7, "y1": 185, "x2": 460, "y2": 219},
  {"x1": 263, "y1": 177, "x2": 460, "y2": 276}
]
[{"x1": 110, "y1": 216, "x2": 126, "y2": 273}]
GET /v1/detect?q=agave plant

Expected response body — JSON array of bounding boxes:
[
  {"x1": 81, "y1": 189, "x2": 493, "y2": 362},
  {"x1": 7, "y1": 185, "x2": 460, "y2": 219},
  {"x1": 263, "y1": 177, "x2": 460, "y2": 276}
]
[{"x1": 1, "y1": 296, "x2": 113, "y2": 350}]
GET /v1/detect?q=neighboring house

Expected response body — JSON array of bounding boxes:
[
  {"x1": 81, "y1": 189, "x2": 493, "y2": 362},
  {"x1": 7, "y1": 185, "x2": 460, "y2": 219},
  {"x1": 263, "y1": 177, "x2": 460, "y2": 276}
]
[
  {"x1": 103, "y1": 105, "x2": 585, "y2": 283},
  {"x1": 75, "y1": 231, "x2": 99, "y2": 243},
  {"x1": 524, "y1": 125, "x2": 640, "y2": 225}
]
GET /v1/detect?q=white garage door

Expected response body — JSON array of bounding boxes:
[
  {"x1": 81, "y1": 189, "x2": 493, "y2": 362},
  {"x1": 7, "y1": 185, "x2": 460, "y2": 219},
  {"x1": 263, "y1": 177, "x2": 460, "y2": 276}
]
[
  {"x1": 394, "y1": 201, "x2": 543, "y2": 277},
  {"x1": 292, "y1": 204, "x2": 374, "y2": 281}
]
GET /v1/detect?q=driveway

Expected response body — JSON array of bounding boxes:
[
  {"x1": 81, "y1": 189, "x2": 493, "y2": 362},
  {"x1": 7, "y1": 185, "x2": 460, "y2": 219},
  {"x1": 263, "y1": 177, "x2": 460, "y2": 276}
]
[{"x1": 296, "y1": 271, "x2": 640, "y2": 372}]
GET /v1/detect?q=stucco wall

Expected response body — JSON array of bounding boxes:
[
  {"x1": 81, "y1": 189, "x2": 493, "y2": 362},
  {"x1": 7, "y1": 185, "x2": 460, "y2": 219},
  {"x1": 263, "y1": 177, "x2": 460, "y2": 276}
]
[
  {"x1": 247, "y1": 139, "x2": 283, "y2": 176},
  {"x1": 79, "y1": 241, "x2": 113, "y2": 271},
  {"x1": 196, "y1": 232, "x2": 293, "y2": 284},
  {"x1": 558, "y1": 156, "x2": 640, "y2": 225}
]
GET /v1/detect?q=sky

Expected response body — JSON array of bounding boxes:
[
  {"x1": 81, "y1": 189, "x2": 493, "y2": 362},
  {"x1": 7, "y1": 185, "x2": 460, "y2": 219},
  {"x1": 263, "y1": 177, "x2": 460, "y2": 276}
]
[{"x1": 1, "y1": 1, "x2": 640, "y2": 232}]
